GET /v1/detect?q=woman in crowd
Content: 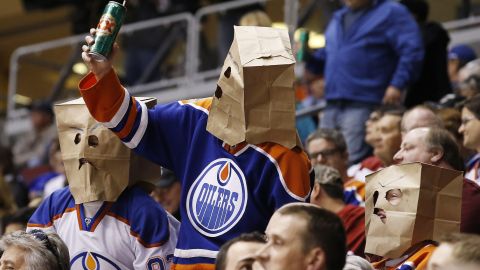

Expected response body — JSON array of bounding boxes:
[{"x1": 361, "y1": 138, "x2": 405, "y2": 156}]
[
  {"x1": 459, "y1": 95, "x2": 480, "y2": 185},
  {"x1": 0, "y1": 230, "x2": 70, "y2": 270}
]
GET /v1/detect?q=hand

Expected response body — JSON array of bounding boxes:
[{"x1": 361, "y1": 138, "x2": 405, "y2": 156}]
[
  {"x1": 382, "y1": 86, "x2": 402, "y2": 105},
  {"x1": 81, "y1": 28, "x2": 118, "y2": 81}
]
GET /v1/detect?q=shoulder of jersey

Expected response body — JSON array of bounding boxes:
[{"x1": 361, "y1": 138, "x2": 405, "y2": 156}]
[{"x1": 108, "y1": 186, "x2": 172, "y2": 248}]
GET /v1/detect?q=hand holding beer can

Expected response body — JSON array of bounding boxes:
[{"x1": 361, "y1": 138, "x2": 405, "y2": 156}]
[{"x1": 89, "y1": 1, "x2": 127, "y2": 62}]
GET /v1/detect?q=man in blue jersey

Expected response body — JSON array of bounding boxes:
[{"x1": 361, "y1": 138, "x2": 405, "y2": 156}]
[
  {"x1": 79, "y1": 26, "x2": 312, "y2": 270},
  {"x1": 322, "y1": 0, "x2": 424, "y2": 165}
]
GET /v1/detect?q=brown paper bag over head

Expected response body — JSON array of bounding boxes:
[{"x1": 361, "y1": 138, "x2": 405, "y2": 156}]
[
  {"x1": 364, "y1": 163, "x2": 462, "y2": 259},
  {"x1": 54, "y1": 97, "x2": 160, "y2": 204},
  {"x1": 207, "y1": 26, "x2": 300, "y2": 149}
]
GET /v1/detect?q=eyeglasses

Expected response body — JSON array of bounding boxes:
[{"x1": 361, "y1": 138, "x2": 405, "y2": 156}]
[
  {"x1": 309, "y1": 148, "x2": 339, "y2": 159},
  {"x1": 29, "y1": 230, "x2": 62, "y2": 269}
]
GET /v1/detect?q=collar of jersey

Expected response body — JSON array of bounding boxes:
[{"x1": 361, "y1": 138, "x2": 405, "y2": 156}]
[
  {"x1": 222, "y1": 141, "x2": 249, "y2": 156},
  {"x1": 76, "y1": 202, "x2": 113, "y2": 232}
]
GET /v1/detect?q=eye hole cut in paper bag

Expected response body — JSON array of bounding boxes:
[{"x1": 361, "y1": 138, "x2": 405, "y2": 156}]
[
  {"x1": 54, "y1": 97, "x2": 160, "y2": 204},
  {"x1": 207, "y1": 26, "x2": 301, "y2": 149},
  {"x1": 364, "y1": 162, "x2": 462, "y2": 259}
]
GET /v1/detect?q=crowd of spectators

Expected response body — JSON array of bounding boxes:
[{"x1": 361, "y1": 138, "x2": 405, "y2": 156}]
[{"x1": 1, "y1": 0, "x2": 480, "y2": 269}]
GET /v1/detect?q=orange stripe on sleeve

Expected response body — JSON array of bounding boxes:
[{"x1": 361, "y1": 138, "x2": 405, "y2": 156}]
[
  {"x1": 106, "y1": 212, "x2": 130, "y2": 225},
  {"x1": 27, "y1": 223, "x2": 52, "y2": 228},
  {"x1": 79, "y1": 69, "x2": 126, "y2": 123},
  {"x1": 257, "y1": 143, "x2": 311, "y2": 199},
  {"x1": 116, "y1": 97, "x2": 138, "y2": 139},
  {"x1": 171, "y1": 263, "x2": 215, "y2": 270},
  {"x1": 27, "y1": 207, "x2": 76, "y2": 229},
  {"x1": 129, "y1": 230, "x2": 166, "y2": 248}
]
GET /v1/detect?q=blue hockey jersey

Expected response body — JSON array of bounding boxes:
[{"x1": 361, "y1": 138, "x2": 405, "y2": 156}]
[{"x1": 79, "y1": 70, "x2": 313, "y2": 270}]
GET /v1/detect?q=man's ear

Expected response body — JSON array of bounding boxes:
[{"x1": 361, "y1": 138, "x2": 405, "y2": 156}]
[
  {"x1": 305, "y1": 247, "x2": 326, "y2": 270},
  {"x1": 310, "y1": 183, "x2": 322, "y2": 203},
  {"x1": 430, "y1": 147, "x2": 444, "y2": 164}
]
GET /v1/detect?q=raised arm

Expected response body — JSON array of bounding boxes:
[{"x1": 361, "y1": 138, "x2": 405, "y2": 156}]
[{"x1": 79, "y1": 29, "x2": 199, "y2": 170}]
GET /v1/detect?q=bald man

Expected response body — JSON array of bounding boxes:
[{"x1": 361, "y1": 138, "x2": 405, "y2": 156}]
[{"x1": 400, "y1": 105, "x2": 443, "y2": 137}]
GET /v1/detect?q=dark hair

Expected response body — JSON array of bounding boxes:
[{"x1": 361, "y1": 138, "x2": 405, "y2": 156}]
[
  {"x1": 463, "y1": 94, "x2": 480, "y2": 120},
  {"x1": 321, "y1": 184, "x2": 344, "y2": 200},
  {"x1": 278, "y1": 205, "x2": 347, "y2": 270},
  {"x1": 376, "y1": 104, "x2": 405, "y2": 116},
  {"x1": 306, "y1": 128, "x2": 347, "y2": 154},
  {"x1": 425, "y1": 128, "x2": 465, "y2": 171},
  {"x1": 216, "y1": 232, "x2": 266, "y2": 270},
  {"x1": 3, "y1": 207, "x2": 37, "y2": 233},
  {"x1": 0, "y1": 145, "x2": 15, "y2": 175},
  {"x1": 400, "y1": 0, "x2": 429, "y2": 22},
  {"x1": 29, "y1": 100, "x2": 54, "y2": 119}
]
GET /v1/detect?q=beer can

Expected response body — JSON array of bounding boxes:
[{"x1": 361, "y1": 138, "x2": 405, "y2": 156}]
[{"x1": 89, "y1": 1, "x2": 126, "y2": 62}]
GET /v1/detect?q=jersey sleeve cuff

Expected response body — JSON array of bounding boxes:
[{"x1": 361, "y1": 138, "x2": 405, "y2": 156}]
[{"x1": 79, "y1": 69, "x2": 126, "y2": 123}]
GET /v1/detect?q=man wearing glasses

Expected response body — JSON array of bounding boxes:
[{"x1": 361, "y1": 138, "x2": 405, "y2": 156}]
[{"x1": 306, "y1": 128, "x2": 365, "y2": 206}]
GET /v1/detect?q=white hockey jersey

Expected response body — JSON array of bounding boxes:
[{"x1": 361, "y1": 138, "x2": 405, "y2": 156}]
[{"x1": 27, "y1": 185, "x2": 180, "y2": 270}]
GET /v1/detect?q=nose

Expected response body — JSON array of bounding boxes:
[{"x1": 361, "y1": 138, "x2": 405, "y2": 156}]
[
  {"x1": 254, "y1": 243, "x2": 270, "y2": 263},
  {"x1": 458, "y1": 124, "x2": 464, "y2": 134},
  {"x1": 393, "y1": 149, "x2": 403, "y2": 163}
]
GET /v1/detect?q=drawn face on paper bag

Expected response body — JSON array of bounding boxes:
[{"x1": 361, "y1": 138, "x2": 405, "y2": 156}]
[
  {"x1": 365, "y1": 168, "x2": 421, "y2": 259},
  {"x1": 55, "y1": 99, "x2": 131, "y2": 204},
  {"x1": 206, "y1": 26, "x2": 298, "y2": 148}
]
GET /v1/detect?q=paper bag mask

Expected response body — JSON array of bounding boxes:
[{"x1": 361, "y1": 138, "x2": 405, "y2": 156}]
[
  {"x1": 364, "y1": 163, "x2": 462, "y2": 259},
  {"x1": 206, "y1": 26, "x2": 299, "y2": 148},
  {"x1": 55, "y1": 98, "x2": 160, "y2": 204}
]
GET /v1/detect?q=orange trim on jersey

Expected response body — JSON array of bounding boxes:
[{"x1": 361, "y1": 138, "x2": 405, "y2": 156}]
[
  {"x1": 75, "y1": 205, "x2": 83, "y2": 230},
  {"x1": 171, "y1": 263, "x2": 215, "y2": 270},
  {"x1": 105, "y1": 212, "x2": 165, "y2": 248},
  {"x1": 130, "y1": 230, "x2": 166, "y2": 248},
  {"x1": 179, "y1": 97, "x2": 213, "y2": 111},
  {"x1": 79, "y1": 69, "x2": 125, "y2": 123},
  {"x1": 223, "y1": 142, "x2": 248, "y2": 155},
  {"x1": 345, "y1": 179, "x2": 366, "y2": 200},
  {"x1": 106, "y1": 212, "x2": 130, "y2": 225},
  {"x1": 89, "y1": 203, "x2": 113, "y2": 232},
  {"x1": 116, "y1": 97, "x2": 138, "y2": 139},
  {"x1": 256, "y1": 142, "x2": 311, "y2": 198},
  {"x1": 27, "y1": 207, "x2": 76, "y2": 228},
  {"x1": 372, "y1": 243, "x2": 436, "y2": 270}
]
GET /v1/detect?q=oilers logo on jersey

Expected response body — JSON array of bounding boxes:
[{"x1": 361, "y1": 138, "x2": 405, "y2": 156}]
[
  {"x1": 70, "y1": 251, "x2": 122, "y2": 270},
  {"x1": 187, "y1": 158, "x2": 248, "y2": 237}
]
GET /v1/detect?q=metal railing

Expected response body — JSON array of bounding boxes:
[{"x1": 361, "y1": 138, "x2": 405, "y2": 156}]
[
  {"x1": 7, "y1": 0, "x2": 480, "y2": 135},
  {"x1": 7, "y1": 12, "x2": 195, "y2": 113},
  {"x1": 443, "y1": 16, "x2": 480, "y2": 46}
]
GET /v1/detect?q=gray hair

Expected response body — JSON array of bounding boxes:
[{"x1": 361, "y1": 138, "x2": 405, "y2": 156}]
[
  {"x1": 423, "y1": 127, "x2": 464, "y2": 171},
  {"x1": 0, "y1": 230, "x2": 70, "y2": 270},
  {"x1": 440, "y1": 233, "x2": 480, "y2": 266},
  {"x1": 459, "y1": 59, "x2": 480, "y2": 80}
]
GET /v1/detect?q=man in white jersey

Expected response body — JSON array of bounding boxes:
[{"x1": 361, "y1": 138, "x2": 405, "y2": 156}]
[{"x1": 27, "y1": 98, "x2": 179, "y2": 270}]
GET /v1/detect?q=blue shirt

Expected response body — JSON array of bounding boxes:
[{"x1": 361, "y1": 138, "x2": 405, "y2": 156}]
[{"x1": 325, "y1": 0, "x2": 424, "y2": 104}]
